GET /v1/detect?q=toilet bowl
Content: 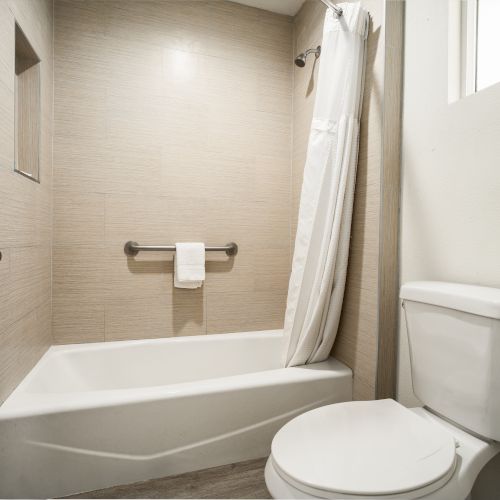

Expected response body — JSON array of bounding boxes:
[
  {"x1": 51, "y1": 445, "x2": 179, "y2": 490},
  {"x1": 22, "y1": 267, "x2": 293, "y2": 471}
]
[
  {"x1": 266, "y1": 282, "x2": 500, "y2": 499},
  {"x1": 265, "y1": 399, "x2": 500, "y2": 499}
]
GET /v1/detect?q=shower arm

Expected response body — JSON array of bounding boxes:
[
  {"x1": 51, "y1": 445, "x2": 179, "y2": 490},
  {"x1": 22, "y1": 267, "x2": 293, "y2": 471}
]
[
  {"x1": 318, "y1": 0, "x2": 343, "y2": 17},
  {"x1": 303, "y1": 47, "x2": 320, "y2": 58}
]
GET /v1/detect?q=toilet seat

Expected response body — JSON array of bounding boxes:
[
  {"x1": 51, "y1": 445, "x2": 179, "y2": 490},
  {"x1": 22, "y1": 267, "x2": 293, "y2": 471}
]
[{"x1": 270, "y1": 399, "x2": 457, "y2": 499}]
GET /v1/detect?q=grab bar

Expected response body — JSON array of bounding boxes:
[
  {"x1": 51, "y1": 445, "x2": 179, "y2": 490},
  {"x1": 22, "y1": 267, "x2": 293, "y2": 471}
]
[{"x1": 124, "y1": 241, "x2": 238, "y2": 257}]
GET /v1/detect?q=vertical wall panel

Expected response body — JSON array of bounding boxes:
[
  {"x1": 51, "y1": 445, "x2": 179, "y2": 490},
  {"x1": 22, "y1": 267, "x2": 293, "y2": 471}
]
[
  {"x1": 52, "y1": 0, "x2": 293, "y2": 343},
  {"x1": 0, "y1": 0, "x2": 53, "y2": 404}
]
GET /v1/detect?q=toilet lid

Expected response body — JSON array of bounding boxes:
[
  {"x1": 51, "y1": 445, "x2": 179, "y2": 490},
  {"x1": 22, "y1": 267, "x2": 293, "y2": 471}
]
[{"x1": 271, "y1": 399, "x2": 457, "y2": 497}]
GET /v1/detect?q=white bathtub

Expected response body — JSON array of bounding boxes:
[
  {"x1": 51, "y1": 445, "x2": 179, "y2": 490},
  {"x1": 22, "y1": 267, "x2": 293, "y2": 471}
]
[{"x1": 0, "y1": 330, "x2": 352, "y2": 498}]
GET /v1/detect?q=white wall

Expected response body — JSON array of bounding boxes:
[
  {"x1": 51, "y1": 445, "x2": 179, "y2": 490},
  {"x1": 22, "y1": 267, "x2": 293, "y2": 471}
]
[{"x1": 398, "y1": 0, "x2": 500, "y2": 406}]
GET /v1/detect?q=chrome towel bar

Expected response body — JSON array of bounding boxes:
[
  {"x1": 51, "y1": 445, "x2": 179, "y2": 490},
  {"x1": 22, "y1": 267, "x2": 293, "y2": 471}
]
[{"x1": 124, "y1": 241, "x2": 238, "y2": 257}]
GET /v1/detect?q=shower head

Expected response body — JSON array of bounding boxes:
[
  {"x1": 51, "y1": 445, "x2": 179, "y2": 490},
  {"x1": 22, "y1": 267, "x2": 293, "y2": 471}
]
[
  {"x1": 294, "y1": 46, "x2": 321, "y2": 67},
  {"x1": 294, "y1": 54, "x2": 307, "y2": 67}
]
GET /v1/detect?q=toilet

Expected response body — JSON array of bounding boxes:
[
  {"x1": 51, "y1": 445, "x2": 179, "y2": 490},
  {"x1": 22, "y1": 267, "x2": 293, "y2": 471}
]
[{"x1": 266, "y1": 282, "x2": 500, "y2": 499}]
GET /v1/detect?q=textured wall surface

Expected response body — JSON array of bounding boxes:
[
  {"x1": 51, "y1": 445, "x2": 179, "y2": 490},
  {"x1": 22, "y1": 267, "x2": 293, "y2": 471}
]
[
  {"x1": 399, "y1": 0, "x2": 500, "y2": 407},
  {"x1": 292, "y1": 0, "x2": 387, "y2": 400},
  {"x1": 0, "y1": 0, "x2": 53, "y2": 403},
  {"x1": 52, "y1": 0, "x2": 293, "y2": 343}
]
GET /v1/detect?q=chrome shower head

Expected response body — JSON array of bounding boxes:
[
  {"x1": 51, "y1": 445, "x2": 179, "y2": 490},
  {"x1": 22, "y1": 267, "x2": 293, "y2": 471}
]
[
  {"x1": 294, "y1": 53, "x2": 307, "y2": 67},
  {"x1": 294, "y1": 46, "x2": 321, "y2": 67}
]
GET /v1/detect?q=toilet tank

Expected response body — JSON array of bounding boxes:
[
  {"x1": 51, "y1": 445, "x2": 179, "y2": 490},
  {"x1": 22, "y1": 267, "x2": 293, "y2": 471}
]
[{"x1": 401, "y1": 282, "x2": 500, "y2": 441}]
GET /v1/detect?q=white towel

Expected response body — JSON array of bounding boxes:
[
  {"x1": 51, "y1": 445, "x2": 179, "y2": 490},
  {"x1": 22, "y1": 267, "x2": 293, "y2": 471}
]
[{"x1": 174, "y1": 243, "x2": 205, "y2": 289}]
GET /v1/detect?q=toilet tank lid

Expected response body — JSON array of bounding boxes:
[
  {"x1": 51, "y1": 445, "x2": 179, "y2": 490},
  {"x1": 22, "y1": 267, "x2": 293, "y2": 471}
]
[{"x1": 400, "y1": 281, "x2": 500, "y2": 319}]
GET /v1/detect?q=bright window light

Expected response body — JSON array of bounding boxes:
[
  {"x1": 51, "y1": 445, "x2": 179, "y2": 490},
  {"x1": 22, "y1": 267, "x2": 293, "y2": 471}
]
[{"x1": 476, "y1": 0, "x2": 500, "y2": 91}]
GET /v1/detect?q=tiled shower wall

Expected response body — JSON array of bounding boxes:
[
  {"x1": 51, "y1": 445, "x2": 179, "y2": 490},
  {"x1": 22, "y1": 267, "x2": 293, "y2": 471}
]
[
  {"x1": 0, "y1": 0, "x2": 53, "y2": 403},
  {"x1": 0, "y1": 0, "x2": 398, "y2": 403},
  {"x1": 52, "y1": 0, "x2": 293, "y2": 343}
]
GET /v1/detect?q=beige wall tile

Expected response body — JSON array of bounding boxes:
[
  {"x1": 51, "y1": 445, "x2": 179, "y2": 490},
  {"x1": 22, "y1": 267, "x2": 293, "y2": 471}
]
[
  {"x1": 205, "y1": 253, "x2": 254, "y2": 295},
  {"x1": 207, "y1": 290, "x2": 286, "y2": 335},
  {"x1": 0, "y1": 167, "x2": 39, "y2": 247},
  {"x1": 53, "y1": 191, "x2": 105, "y2": 245},
  {"x1": 7, "y1": 245, "x2": 51, "y2": 327},
  {"x1": 0, "y1": 303, "x2": 51, "y2": 402},
  {"x1": 160, "y1": 149, "x2": 256, "y2": 204},
  {"x1": 53, "y1": 0, "x2": 293, "y2": 343},
  {"x1": 0, "y1": 2, "x2": 15, "y2": 91},
  {"x1": 104, "y1": 194, "x2": 210, "y2": 245},
  {"x1": 253, "y1": 249, "x2": 292, "y2": 292},
  {"x1": 0, "y1": 82, "x2": 14, "y2": 167},
  {"x1": 0, "y1": 0, "x2": 53, "y2": 404},
  {"x1": 0, "y1": 247, "x2": 11, "y2": 333},
  {"x1": 205, "y1": 248, "x2": 290, "y2": 296},
  {"x1": 52, "y1": 299, "x2": 104, "y2": 344},
  {"x1": 53, "y1": 137, "x2": 108, "y2": 194},
  {"x1": 105, "y1": 291, "x2": 205, "y2": 342},
  {"x1": 255, "y1": 155, "x2": 291, "y2": 203},
  {"x1": 53, "y1": 244, "x2": 106, "y2": 305},
  {"x1": 105, "y1": 244, "x2": 175, "y2": 301}
]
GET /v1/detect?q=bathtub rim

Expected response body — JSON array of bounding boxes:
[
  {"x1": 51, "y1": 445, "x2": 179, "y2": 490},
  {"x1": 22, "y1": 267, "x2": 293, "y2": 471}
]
[
  {"x1": 44, "y1": 328, "x2": 285, "y2": 355},
  {"x1": 0, "y1": 330, "x2": 352, "y2": 420},
  {"x1": 0, "y1": 360, "x2": 352, "y2": 420}
]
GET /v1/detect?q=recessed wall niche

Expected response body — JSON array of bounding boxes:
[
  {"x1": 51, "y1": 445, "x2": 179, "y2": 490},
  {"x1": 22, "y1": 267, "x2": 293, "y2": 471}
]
[{"x1": 14, "y1": 23, "x2": 41, "y2": 182}]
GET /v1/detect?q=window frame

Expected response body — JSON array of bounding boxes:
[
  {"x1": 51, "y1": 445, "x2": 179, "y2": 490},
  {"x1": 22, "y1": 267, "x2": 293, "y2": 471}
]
[{"x1": 461, "y1": 0, "x2": 478, "y2": 97}]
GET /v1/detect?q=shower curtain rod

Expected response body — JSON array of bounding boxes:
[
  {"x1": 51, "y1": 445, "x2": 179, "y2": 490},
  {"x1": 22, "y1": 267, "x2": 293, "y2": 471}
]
[{"x1": 318, "y1": 0, "x2": 343, "y2": 17}]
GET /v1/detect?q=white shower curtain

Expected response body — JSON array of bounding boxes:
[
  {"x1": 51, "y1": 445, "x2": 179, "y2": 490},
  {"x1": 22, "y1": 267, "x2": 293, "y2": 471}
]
[{"x1": 284, "y1": 3, "x2": 369, "y2": 367}]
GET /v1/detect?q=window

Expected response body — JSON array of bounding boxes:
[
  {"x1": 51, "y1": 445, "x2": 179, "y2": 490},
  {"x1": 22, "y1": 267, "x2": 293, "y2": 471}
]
[
  {"x1": 14, "y1": 23, "x2": 41, "y2": 182},
  {"x1": 475, "y1": 0, "x2": 500, "y2": 91},
  {"x1": 449, "y1": 0, "x2": 500, "y2": 101}
]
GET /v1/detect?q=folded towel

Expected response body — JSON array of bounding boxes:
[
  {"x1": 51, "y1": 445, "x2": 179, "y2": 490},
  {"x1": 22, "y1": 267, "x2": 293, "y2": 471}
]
[{"x1": 174, "y1": 242, "x2": 205, "y2": 289}]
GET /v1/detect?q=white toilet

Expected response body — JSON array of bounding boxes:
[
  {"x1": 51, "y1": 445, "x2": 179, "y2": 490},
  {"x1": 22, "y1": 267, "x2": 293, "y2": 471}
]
[{"x1": 266, "y1": 281, "x2": 500, "y2": 499}]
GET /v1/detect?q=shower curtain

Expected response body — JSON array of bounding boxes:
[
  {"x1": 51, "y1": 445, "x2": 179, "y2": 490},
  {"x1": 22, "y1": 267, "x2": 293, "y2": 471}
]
[{"x1": 284, "y1": 3, "x2": 369, "y2": 366}]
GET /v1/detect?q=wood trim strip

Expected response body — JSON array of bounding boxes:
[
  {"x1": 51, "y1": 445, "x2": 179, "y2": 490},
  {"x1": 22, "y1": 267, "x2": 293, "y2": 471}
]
[{"x1": 376, "y1": 0, "x2": 404, "y2": 399}]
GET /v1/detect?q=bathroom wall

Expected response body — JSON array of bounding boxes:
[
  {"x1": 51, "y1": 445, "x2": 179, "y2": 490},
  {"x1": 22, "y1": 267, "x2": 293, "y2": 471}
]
[
  {"x1": 292, "y1": 0, "x2": 402, "y2": 400},
  {"x1": 398, "y1": 0, "x2": 500, "y2": 406},
  {"x1": 0, "y1": 0, "x2": 53, "y2": 403},
  {"x1": 52, "y1": 0, "x2": 293, "y2": 343}
]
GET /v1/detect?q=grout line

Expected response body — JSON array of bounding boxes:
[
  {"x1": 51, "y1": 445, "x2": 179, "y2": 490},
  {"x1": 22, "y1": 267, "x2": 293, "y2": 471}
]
[{"x1": 50, "y1": 0, "x2": 55, "y2": 347}]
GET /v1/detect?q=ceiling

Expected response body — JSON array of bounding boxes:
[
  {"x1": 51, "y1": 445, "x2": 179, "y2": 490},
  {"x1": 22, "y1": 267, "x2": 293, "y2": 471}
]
[{"x1": 230, "y1": 0, "x2": 306, "y2": 16}]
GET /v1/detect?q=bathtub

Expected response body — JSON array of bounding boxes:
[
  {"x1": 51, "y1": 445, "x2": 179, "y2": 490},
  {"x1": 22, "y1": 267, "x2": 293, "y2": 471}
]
[{"x1": 0, "y1": 330, "x2": 352, "y2": 498}]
